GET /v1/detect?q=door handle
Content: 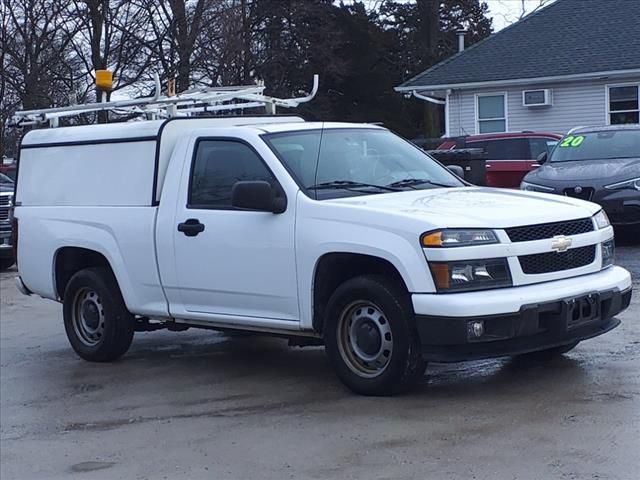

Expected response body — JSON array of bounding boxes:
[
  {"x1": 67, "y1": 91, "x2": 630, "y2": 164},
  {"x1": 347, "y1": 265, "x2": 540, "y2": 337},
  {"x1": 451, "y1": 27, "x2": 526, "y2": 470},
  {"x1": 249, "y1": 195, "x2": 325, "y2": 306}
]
[{"x1": 177, "y1": 218, "x2": 205, "y2": 237}]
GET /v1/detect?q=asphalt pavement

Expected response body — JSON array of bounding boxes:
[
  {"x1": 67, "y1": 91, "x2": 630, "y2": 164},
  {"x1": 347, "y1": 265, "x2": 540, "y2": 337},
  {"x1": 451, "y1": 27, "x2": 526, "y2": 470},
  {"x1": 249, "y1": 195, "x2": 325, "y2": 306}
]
[{"x1": 1, "y1": 239, "x2": 639, "y2": 480}]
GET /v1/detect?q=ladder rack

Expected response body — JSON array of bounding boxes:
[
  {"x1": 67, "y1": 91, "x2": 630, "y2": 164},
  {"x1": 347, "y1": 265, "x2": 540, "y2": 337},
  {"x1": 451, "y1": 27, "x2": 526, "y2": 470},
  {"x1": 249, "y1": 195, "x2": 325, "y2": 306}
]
[{"x1": 12, "y1": 74, "x2": 319, "y2": 128}]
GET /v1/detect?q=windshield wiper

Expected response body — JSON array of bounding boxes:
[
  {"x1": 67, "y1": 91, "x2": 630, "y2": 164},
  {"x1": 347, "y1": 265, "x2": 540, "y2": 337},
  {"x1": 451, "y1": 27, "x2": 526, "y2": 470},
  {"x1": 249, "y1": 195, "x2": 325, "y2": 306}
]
[
  {"x1": 308, "y1": 180, "x2": 401, "y2": 192},
  {"x1": 388, "y1": 178, "x2": 457, "y2": 189}
]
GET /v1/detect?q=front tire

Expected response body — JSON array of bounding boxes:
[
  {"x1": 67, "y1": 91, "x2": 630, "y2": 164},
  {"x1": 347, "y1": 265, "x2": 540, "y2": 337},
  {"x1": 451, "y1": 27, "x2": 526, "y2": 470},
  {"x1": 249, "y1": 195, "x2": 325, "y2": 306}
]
[
  {"x1": 63, "y1": 267, "x2": 134, "y2": 362},
  {"x1": 0, "y1": 258, "x2": 15, "y2": 271},
  {"x1": 324, "y1": 275, "x2": 425, "y2": 396}
]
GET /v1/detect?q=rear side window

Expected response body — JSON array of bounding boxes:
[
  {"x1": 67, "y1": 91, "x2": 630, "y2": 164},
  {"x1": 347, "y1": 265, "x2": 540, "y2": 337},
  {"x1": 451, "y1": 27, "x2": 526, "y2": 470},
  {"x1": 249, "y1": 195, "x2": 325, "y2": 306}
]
[
  {"x1": 529, "y1": 138, "x2": 558, "y2": 159},
  {"x1": 468, "y1": 138, "x2": 528, "y2": 160},
  {"x1": 189, "y1": 140, "x2": 277, "y2": 208}
]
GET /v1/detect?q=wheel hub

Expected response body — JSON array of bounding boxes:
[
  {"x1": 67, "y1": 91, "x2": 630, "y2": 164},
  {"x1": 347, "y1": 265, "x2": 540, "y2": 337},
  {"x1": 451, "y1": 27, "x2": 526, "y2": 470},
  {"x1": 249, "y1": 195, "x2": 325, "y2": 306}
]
[
  {"x1": 81, "y1": 301, "x2": 100, "y2": 329},
  {"x1": 72, "y1": 288, "x2": 105, "y2": 346},
  {"x1": 354, "y1": 320, "x2": 381, "y2": 356},
  {"x1": 337, "y1": 301, "x2": 393, "y2": 378}
]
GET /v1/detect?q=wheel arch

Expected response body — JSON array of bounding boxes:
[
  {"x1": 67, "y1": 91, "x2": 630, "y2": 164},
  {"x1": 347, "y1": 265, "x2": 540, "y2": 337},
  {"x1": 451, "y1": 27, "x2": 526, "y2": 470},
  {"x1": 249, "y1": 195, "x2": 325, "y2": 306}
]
[
  {"x1": 54, "y1": 246, "x2": 118, "y2": 300},
  {"x1": 311, "y1": 252, "x2": 410, "y2": 335}
]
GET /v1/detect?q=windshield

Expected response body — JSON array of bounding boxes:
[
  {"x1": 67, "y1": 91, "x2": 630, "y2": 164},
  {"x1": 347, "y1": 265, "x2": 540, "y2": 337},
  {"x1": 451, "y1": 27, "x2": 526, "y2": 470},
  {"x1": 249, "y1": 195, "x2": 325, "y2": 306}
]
[
  {"x1": 0, "y1": 172, "x2": 14, "y2": 185},
  {"x1": 264, "y1": 128, "x2": 463, "y2": 199},
  {"x1": 550, "y1": 129, "x2": 640, "y2": 162}
]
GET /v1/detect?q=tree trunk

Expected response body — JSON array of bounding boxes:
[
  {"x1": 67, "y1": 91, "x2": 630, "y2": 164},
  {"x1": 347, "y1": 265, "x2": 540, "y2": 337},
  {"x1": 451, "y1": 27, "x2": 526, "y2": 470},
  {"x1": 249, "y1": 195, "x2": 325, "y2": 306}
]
[{"x1": 417, "y1": 0, "x2": 442, "y2": 137}]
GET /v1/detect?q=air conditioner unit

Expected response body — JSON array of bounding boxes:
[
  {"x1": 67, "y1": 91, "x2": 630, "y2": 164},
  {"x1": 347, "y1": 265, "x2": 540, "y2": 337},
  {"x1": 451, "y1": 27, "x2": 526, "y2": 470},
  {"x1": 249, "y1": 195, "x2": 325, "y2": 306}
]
[{"x1": 523, "y1": 89, "x2": 552, "y2": 107}]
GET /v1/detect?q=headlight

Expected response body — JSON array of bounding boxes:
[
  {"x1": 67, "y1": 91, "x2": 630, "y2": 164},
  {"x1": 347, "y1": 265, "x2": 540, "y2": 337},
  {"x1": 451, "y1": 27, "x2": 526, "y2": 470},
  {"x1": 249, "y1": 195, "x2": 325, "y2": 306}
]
[
  {"x1": 604, "y1": 177, "x2": 640, "y2": 191},
  {"x1": 421, "y1": 229, "x2": 498, "y2": 248},
  {"x1": 593, "y1": 210, "x2": 610, "y2": 229},
  {"x1": 520, "y1": 181, "x2": 554, "y2": 192},
  {"x1": 429, "y1": 258, "x2": 512, "y2": 292},
  {"x1": 601, "y1": 238, "x2": 615, "y2": 268}
]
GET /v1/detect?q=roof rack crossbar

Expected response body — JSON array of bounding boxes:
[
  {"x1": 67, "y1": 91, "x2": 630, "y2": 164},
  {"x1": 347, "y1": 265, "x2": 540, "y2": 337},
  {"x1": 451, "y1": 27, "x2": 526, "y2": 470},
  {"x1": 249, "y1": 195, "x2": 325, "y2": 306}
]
[{"x1": 12, "y1": 74, "x2": 318, "y2": 127}]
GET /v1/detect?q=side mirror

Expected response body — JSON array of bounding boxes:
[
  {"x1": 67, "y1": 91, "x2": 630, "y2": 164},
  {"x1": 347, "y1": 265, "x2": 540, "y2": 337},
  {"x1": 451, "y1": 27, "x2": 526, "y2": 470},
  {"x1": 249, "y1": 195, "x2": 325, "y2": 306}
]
[
  {"x1": 446, "y1": 164, "x2": 465, "y2": 179},
  {"x1": 231, "y1": 181, "x2": 286, "y2": 213},
  {"x1": 537, "y1": 152, "x2": 548, "y2": 164}
]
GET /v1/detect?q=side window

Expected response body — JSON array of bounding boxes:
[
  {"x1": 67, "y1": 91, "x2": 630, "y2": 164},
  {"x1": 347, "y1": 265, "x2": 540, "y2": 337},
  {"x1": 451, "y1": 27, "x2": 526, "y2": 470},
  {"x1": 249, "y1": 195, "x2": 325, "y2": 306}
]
[
  {"x1": 529, "y1": 138, "x2": 552, "y2": 159},
  {"x1": 470, "y1": 139, "x2": 527, "y2": 160},
  {"x1": 189, "y1": 140, "x2": 277, "y2": 208},
  {"x1": 467, "y1": 141, "x2": 487, "y2": 153}
]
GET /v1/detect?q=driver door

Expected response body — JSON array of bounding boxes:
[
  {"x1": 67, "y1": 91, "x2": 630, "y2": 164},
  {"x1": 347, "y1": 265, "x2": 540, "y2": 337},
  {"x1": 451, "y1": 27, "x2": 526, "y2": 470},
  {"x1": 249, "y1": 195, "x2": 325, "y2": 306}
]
[{"x1": 171, "y1": 138, "x2": 299, "y2": 321}]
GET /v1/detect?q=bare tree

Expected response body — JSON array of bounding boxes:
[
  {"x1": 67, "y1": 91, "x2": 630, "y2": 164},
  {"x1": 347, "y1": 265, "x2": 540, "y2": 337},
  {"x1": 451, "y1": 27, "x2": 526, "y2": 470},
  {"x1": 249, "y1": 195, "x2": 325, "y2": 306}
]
[
  {"x1": 198, "y1": 0, "x2": 257, "y2": 87},
  {"x1": 1, "y1": 0, "x2": 81, "y2": 154},
  {"x1": 61, "y1": 1, "x2": 156, "y2": 122},
  {"x1": 135, "y1": 0, "x2": 210, "y2": 93},
  {"x1": 1, "y1": 0, "x2": 79, "y2": 109},
  {"x1": 492, "y1": 0, "x2": 554, "y2": 26}
]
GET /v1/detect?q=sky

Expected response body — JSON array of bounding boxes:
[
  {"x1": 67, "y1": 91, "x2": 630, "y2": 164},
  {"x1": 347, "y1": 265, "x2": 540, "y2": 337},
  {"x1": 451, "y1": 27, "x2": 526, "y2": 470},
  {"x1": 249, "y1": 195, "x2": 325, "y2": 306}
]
[
  {"x1": 351, "y1": 0, "x2": 557, "y2": 32},
  {"x1": 486, "y1": 0, "x2": 557, "y2": 31}
]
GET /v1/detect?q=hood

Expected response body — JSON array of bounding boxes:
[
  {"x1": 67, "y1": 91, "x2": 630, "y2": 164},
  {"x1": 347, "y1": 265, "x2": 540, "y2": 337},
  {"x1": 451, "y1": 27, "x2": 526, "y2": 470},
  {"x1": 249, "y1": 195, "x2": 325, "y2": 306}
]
[
  {"x1": 531, "y1": 157, "x2": 640, "y2": 183},
  {"x1": 0, "y1": 184, "x2": 14, "y2": 194},
  {"x1": 327, "y1": 187, "x2": 599, "y2": 229}
]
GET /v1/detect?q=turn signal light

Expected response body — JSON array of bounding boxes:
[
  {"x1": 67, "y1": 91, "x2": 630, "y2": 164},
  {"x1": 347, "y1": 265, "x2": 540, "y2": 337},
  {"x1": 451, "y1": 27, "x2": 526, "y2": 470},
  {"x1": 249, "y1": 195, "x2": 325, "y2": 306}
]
[{"x1": 421, "y1": 229, "x2": 498, "y2": 248}]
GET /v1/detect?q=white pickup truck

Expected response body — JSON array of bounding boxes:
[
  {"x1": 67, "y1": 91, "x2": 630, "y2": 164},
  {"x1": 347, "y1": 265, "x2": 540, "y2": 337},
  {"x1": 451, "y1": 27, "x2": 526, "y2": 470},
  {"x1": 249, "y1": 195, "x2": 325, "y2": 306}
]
[{"x1": 14, "y1": 116, "x2": 632, "y2": 395}]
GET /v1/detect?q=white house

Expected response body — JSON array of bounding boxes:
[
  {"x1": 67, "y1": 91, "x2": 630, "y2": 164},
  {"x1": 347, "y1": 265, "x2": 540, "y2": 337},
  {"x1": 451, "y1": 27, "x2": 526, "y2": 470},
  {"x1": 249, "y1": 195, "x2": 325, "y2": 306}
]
[{"x1": 395, "y1": 0, "x2": 640, "y2": 136}]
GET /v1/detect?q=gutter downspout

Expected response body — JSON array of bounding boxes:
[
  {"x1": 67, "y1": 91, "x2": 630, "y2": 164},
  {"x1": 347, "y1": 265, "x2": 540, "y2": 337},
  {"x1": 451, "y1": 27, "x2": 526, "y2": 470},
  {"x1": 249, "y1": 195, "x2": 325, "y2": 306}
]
[
  {"x1": 444, "y1": 90, "x2": 451, "y2": 138},
  {"x1": 412, "y1": 90, "x2": 450, "y2": 138},
  {"x1": 412, "y1": 90, "x2": 445, "y2": 105}
]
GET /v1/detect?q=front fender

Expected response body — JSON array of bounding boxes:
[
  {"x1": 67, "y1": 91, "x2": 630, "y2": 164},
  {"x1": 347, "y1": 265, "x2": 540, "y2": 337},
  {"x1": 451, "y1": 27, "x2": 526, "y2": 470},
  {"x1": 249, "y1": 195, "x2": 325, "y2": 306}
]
[{"x1": 296, "y1": 208, "x2": 435, "y2": 329}]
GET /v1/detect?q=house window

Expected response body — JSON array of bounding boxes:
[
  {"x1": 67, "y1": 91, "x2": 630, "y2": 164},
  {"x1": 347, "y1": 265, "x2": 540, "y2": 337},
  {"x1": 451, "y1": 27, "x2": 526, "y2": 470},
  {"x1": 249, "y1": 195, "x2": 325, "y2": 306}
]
[
  {"x1": 477, "y1": 94, "x2": 506, "y2": 133},
  {"x1": 608, "y1": 85, "x2": 639, "y2": 124}
]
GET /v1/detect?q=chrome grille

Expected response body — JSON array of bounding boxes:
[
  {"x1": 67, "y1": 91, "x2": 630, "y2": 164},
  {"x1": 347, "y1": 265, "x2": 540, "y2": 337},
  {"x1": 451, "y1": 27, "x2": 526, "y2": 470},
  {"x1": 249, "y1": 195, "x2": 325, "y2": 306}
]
[
  {"x1": 505, "y1": 218, "x2": 594, "y2": 242},
  {"x1": 519, "y1": 245, "x2": 596, "y2": 274},
  {"x1": 0, "y1": 196, "x2": 9, "y2": 206}
]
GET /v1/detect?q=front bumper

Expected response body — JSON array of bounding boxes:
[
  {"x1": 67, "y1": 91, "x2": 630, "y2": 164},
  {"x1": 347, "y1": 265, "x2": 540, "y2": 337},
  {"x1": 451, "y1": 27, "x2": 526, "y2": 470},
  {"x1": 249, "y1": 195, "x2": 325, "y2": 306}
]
[
  {"x1": 0, "y1": 223, "x2": 12, "y2": 258},
  {"x1": 595, "y1": 189, "x2": 640, "y2": 227},
  {"x1": 0, "y1": 244, "x2": 14, "y2": 259},
  {"x1": 412, "y1": 266, "x2": 632, "y2": 362}
]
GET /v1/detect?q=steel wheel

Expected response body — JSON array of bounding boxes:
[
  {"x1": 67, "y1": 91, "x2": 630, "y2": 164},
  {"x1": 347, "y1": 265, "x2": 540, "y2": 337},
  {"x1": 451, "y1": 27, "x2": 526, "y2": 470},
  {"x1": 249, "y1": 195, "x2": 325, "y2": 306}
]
[
  {"x1": 71, "y1": 287, "x2": 105, "y2": 347},
  {"x1": 336, "y1": 300, "x2": 393, "y2": 378}
]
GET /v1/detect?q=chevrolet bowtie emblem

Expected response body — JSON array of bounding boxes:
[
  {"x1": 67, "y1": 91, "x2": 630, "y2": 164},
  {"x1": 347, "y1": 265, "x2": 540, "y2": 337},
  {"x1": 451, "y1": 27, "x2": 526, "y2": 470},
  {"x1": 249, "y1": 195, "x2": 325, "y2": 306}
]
[{"x1": 551, "y1": 235, "x2": 572, "y2": 252}]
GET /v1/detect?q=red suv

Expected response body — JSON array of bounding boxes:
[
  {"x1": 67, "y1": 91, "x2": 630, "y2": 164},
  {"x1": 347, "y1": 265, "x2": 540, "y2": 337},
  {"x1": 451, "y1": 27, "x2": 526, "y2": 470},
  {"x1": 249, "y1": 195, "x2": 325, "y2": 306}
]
[
  {"x1": 438, "y1": 132, "x2": 562, "y2": 188},
  {"x1": 0, "y1": 164, "x2": 17, "y2": 181}
]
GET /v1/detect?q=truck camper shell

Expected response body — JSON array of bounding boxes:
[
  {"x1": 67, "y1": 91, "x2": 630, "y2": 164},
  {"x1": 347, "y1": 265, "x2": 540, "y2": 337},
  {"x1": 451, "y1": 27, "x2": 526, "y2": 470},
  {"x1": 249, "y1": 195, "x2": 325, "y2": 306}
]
[{"x1": 17, "y1": 116, "x2": 304, "y2": 207}]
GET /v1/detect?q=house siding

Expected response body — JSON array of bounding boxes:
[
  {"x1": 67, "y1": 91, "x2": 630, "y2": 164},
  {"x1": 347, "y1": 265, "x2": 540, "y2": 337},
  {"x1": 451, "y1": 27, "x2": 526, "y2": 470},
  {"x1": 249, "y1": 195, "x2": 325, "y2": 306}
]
[{"x1": 447, "y1": 79, "x2": 628, "y2": 136}]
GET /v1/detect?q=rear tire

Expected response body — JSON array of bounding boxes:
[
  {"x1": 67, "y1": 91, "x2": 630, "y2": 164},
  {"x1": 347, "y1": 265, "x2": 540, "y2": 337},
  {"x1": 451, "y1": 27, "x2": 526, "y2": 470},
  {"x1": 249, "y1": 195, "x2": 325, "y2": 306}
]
[
  {"x1": 63, "y1": 267, "x2": 134, "y2": 362},
  {"x1": 324, "y1": 275, "x2": 425, "y2": 396}
]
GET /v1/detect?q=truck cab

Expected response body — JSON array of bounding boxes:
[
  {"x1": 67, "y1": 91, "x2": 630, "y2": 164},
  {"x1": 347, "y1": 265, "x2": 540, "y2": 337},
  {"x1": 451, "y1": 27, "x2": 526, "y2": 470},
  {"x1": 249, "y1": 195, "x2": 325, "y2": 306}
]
[{"x1": 13, "y1": 117, "x2": 632, "y2": 395}]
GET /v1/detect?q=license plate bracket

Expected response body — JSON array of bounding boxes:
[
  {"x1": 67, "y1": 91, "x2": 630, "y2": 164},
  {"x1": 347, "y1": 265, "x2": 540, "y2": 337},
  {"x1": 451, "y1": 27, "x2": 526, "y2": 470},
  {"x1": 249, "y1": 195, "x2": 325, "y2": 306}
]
[{"x1": 565, "y1": 293, "x2": 600, "y2": 330}]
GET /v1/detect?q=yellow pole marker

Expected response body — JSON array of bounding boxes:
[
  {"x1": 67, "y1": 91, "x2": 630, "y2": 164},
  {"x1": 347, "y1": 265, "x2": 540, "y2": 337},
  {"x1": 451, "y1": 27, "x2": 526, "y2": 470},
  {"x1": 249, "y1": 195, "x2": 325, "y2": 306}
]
[{"x1": 95, "y1": 70, "x2": 113, "y2": 91}]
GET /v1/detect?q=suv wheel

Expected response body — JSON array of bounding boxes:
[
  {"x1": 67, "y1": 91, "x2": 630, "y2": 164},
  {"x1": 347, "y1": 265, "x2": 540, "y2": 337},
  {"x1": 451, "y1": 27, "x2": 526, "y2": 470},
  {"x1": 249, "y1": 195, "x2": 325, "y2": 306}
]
[
  {"x1": 63, "y1": 267, "x2": 134, "y2": 362},
  {"x1": 0, "y1": 258, "x2": 15, "y2": 271},
  {"x1": 324, "y1": 275, "x2": 425, "y2": 396}
]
